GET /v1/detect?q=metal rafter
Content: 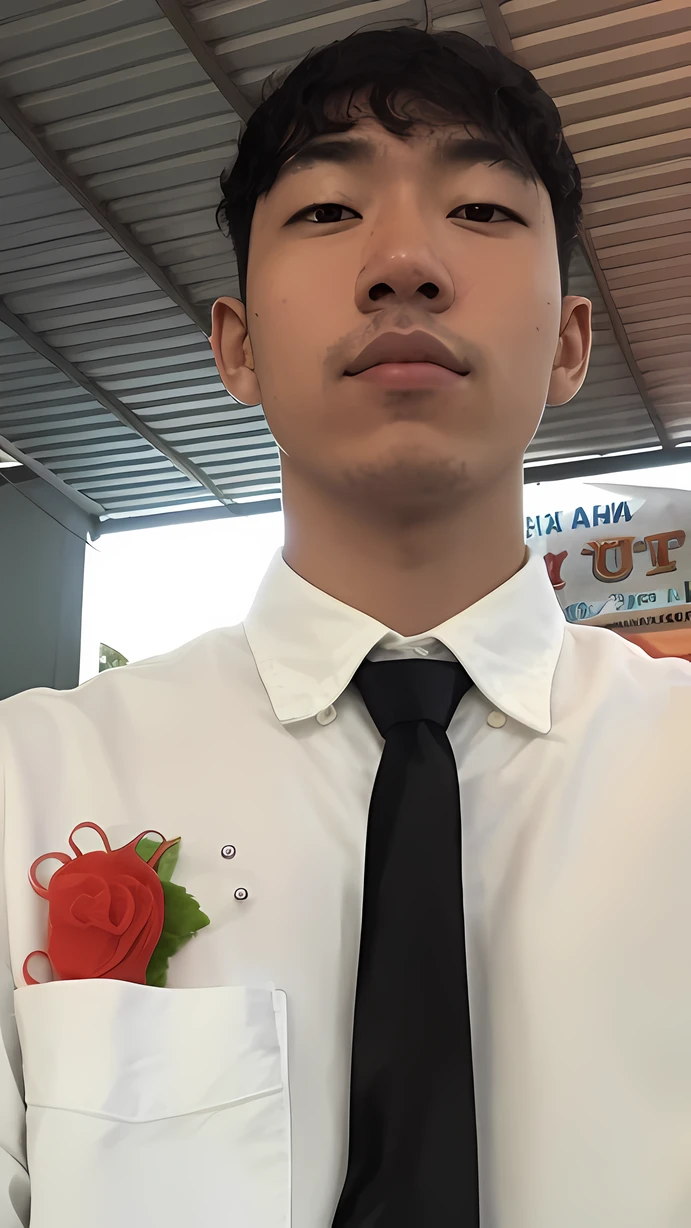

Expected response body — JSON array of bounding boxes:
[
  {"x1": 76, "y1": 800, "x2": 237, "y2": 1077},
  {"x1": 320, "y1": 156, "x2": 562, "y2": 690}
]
[
  {"x1": 478, "y1": 0, "x2": 675, "y2": 455},
  {"x1": 0, "y1": 432, "x2": 105, "y2": 518},
  {"x1": 476, "y1": 0, "x2": 516, "y2": 58},
  {"x1": 98, "y1": 497, "x2": 283, "y2": 536},
  {"x1": 0, "y1": 15, "x2": 259, "y2": 518},
  {"x1": 0, "y1": 299, "x2": 241, "y2": 514},
  {"x1": 0, "y1": 91, "x2": 208, "y2": 334},
  {"x1": 152, "y1": 0, "x2": 255, "y2": 124},
  {"x1": 579, "y1": 229, "x2": 674, "y2": 452}
]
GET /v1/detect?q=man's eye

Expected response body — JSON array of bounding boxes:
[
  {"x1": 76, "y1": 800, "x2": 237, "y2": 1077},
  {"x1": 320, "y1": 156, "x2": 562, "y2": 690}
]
[
  {"x1": 291, "y1": 203, "x2": 360, "y2": 224},
  {"x1": 289, "y1": 202, "x2": 524, "y2": 225},
  {"x1": 452, "y1": 203, "x2": 523, "y2": 224}
]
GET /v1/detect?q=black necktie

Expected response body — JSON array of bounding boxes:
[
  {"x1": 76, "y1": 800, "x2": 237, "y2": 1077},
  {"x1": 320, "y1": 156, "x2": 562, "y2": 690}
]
[{"x1": 331, "y1": 656, "x2": 480, "y2": 1228}]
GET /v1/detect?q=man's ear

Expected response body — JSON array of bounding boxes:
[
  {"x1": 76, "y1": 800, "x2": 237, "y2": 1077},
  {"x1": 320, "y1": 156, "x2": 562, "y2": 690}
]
[
  {"x1": 546, "y1": 297, "x2": 593, "y2": 407},
  {"x1": 209, "y1": 297, "x2": 262, "y2": 406}
]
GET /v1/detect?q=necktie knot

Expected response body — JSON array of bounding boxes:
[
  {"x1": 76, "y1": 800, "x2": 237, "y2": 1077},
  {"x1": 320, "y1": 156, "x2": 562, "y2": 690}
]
[{"x1": 352, "y1": 657, "x2": 474, "y2": 738}]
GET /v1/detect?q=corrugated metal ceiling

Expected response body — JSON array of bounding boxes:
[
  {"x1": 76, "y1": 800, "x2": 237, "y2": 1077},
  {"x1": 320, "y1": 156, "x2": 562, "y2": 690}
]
[{"x1": 0, "y1": 0, "x2": 689, "y2": 529}]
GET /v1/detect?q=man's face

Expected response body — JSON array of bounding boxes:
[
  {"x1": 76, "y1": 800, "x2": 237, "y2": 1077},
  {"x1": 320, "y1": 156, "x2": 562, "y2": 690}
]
[{"x1": 211, "y1": 96, "x2": 592, "y2": 524}]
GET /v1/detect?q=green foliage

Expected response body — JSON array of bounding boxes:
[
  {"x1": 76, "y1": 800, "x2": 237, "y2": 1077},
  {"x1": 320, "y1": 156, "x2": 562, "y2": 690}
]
[
  {"x1": 135, "y1": 835, "x2": 181, "y2": 881},
  {"x1": 145, "y1": 880, "x2": 210, "y2": 988},
  {"x1": 135, "y1": 835, "x2": 210, "y2": 987},
  {"x1": 99, "y1": 643, "x2": 128, "y2": 671}
]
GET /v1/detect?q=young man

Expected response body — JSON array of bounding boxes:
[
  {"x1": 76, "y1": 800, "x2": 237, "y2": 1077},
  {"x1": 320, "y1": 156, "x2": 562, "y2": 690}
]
[{"x1": 1, "y1": 24, "x2": 690, "y2": 1228}]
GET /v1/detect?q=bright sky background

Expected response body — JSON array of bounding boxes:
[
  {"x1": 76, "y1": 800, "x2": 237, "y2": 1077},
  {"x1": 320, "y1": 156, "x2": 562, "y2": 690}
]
[{"x1": 79, "y1": 458, "x2": 691, "y2": 684}]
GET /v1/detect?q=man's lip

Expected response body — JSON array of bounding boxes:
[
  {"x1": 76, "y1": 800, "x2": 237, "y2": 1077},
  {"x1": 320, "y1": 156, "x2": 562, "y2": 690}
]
[
  {"x1": 344, "y1": 329, "x2": 471, "y2": 376},
  {"x1": 348, "y1": 362, "x2": 469, "y2": 389}
]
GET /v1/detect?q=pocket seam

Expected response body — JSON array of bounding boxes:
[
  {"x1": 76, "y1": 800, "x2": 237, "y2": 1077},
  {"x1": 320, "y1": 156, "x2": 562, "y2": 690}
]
[{"x1": 25, "y1": 1081, "x2": 284, "y2": 1124}]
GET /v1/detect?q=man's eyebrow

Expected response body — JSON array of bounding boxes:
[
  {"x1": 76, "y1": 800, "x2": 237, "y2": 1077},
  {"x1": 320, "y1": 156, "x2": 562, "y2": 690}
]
[{"x1": 272, "y1": 134, "x2": 536, "y2": 190}]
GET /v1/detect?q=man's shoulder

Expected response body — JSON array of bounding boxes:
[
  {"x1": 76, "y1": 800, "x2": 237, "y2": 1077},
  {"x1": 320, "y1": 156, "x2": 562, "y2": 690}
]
[
  {"x1": 564, "y1": 619, "x2": 691, "y2": 691},
  {"x1": 0, "y1": 623, "x2": 252, "y2": 734}
]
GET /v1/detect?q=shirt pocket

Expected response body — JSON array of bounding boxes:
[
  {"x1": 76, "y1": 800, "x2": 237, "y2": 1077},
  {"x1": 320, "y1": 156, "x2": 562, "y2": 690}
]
[{"x1": 14, "y1": 979, "x2": 291, "y2": 1228}]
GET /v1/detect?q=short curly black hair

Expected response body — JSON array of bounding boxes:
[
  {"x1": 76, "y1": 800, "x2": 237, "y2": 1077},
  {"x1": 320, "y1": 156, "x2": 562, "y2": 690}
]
[{"x1": 216, "y1": 25, "x2": 583, "y2": 305}]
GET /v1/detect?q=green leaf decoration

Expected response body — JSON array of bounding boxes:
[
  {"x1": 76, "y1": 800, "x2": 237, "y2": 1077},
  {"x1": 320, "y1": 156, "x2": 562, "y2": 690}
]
[
  {"x1": 146, "y1": 931, "x2": 188, "y2": 988},
  {"x1": 161, "y1": 879, "x2": 210, "y2": 937},
  {"x1": 145, "y1": 880, "x2": 210, "y2": 988},
  {"x1": 135, "y1": 836, "x2": 181, "y2": 882}
]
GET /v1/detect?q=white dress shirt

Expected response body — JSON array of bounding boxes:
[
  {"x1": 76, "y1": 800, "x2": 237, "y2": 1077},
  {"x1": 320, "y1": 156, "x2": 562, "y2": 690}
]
[{"x1": 1, "y1": 545, "x2": 691, "y2": 1228}]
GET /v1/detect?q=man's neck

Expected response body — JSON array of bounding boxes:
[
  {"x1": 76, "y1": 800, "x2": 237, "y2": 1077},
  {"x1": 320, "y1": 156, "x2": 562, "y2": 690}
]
[{"x1": 281, "y1": 475, "x2": 528, "y2": 636}]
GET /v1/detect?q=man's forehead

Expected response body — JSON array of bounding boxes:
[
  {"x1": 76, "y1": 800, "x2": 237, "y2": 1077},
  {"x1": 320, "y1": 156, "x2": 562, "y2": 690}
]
[{"x1": 266, "y1": 121, "x2": 538, "y2": 199}]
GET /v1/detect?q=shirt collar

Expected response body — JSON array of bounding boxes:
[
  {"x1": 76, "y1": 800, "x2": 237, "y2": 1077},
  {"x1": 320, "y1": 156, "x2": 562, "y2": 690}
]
[{"x1": 243, "y1": 547, "x2": 565, "y2": 734}]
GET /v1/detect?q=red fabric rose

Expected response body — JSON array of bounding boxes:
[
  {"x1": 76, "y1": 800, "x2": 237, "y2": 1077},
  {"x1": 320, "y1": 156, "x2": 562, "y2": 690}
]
[{"x1": 23, "y1": 823, "x2": 178, "y2": 985}]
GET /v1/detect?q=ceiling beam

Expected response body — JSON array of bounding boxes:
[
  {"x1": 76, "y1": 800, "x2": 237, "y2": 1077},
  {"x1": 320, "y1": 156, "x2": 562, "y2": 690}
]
[
  {"x1": 476, "y1": 0, "x2": 516, "y2": 58},
  {"x1": 152, "y1": 0, "x2": 255, "y2": 124},
  {"x1": 578, "y1": 229, "x2": 675, "y2": 453},
  {"x1": 0, "y1": 299, "x2": 241, "y2": 514},
  {"x1": 478, "y1": 0, "x2": 674, "y2": 456},
  {"x1": 0, "y1": 432, "x2": 105, "y2": 517},
  {"x1": 97, "y1": 497, "x2": 283, "y2": 535},
  {"x1": 0, "y1": 90, "x2": 208, "y2": 334},
  {"x1": 525, "y1": 446, "x2": 691, "y2": 486}
]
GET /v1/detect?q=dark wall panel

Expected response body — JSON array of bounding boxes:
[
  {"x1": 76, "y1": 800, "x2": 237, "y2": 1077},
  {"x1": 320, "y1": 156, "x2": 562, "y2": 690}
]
[{"x1": 0, "y1": 475, "x2": 91, "y2": 699}]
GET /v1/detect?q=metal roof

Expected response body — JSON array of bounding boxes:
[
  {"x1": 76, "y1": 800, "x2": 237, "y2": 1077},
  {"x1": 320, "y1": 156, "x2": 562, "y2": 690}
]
[{"x1": 0, "y1": 0, "x2": 689, "y2": 532}]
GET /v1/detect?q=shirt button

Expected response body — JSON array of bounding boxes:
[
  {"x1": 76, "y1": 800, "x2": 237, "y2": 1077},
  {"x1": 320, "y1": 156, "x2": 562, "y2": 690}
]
[
  {"x1": 316, "y1": 704, "x2": 337, "y2": 725},
  {"x1": 487, "y1": 710, "x2": 507, "y2": 728},
  {"x1": 414, "y1": 646, "x2": 429, "y2": 656}
]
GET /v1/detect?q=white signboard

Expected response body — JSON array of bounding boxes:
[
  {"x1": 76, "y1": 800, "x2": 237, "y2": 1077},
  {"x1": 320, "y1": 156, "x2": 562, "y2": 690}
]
[{"x1": 525, "y1": 483, "x2": 691, "y2": 633}]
